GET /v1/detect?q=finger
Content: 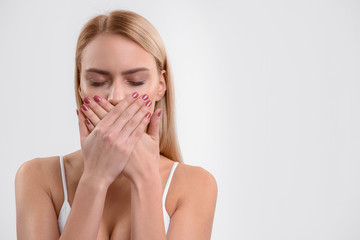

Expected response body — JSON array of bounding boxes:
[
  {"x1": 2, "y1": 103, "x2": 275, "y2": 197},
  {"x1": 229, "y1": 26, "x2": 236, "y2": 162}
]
[
  {"x1": 147, "y1": 108, "x2": 162, "y2": 142},
  {"x1": 127, "y1": 111, "x2": 152, "y2": 146},
  {"x1": 118, "y1": 98, "x2": 153, "y2": 139},
  {"x1": 85, "y1": 117, "x2": 95, "y2": 132},
  {"x1": 77, "y1": 108, "x2": 89, "y2": 147},
  {"x1": 80, "y1": 103, "x2": 101, "y2": 127},
  {"x1": 83, "y1": 96, "x2": 108, "y2": 120},
  {"x1": 110, "y1": 94, "x2": 151, "y2": 133},
  {"x1": 92, "y1": 95, "x2": 115, "y2": 113},
  {"x1": 97, "y1": 92, "x2": 141, "y2": 130}
]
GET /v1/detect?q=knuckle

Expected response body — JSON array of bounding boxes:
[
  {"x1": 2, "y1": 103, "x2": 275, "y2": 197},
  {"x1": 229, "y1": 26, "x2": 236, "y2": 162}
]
[
  {"x1": 136, "y1": 97, "x2": 145, "y2": 107},
  {"x1": 103, "y1": 132, "x2": 115, "y2": 142},
  {"x1": 95, "y1": 126, "x2": 105, "y2": 134},
  {"x1": 140, "y1": 106, "x2": 149, "y2": 115},
  {"x1": 139, "y1": 118, "x2": 148, "y2": 129},
  {"x1": 132, "y1": 127, "x2": 144, "y2": 139},
  {"x1": 121, "y1": 110, "x2": 131, "y2": 120},
  {"x1": 91, "y1": 103, "x2": 99, "y2": 111},
  {"x1": 139, "y1": 102, "x2": 149, "y2": 112},
  {"x1": 93, "y1": 126, "x2": 102, "y2": 136},
  {"x1": 127, "y1": 118, "x2": 138, "y2": 128},
  {"x1": 133, "y1": 130, "x2": 142, "y2": 140},
  {"x1": 88, "y1": 115, "x2": 95, "y2": 123}
]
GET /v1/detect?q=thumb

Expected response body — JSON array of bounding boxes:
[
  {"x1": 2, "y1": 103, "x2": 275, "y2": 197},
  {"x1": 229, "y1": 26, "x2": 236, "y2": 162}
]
[
  {"x1": 76, "y1": 108, "x2": 89, "y2": 148},
  {"x1": 147, "y1": 108, "x2": 162, "y2": 142}
]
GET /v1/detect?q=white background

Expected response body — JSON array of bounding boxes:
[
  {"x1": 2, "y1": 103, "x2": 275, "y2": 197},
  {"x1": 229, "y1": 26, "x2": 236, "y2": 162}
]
[{"x1": 1, "y1": 0, "x2": 360, "y2": 239}]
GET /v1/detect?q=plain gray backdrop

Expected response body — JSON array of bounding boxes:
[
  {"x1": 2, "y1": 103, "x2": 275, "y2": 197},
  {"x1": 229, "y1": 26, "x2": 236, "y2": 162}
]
[{"x1": 1, "y1": 0, "x2": 360, "y2": 239}]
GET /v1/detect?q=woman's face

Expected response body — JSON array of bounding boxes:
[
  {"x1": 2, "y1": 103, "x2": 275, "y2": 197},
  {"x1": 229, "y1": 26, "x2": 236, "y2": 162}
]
[{"x1": 78, "y1": 33, "x2": 166, "y2": 113}]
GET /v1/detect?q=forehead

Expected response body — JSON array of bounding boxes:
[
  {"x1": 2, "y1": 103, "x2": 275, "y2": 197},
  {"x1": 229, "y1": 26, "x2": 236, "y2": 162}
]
[{"x1": 81, "y1": 33, "x2": 156, "y2": 72}]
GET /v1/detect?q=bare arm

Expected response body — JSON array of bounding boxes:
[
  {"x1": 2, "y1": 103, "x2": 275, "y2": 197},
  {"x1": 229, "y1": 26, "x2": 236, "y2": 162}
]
[
  {"x1": 59, "y1": 173, "x2": 110, "y2": 240},
  {"x1": 130, "y1": 169, "x2": 167, "y2": 240},
  {"x1": 166, "y1": 167, "x2": 218, "y2": 240},
  {"x1": 15, "y1": 159, "x2": 60, "y2": 240},
  {"x1": 129, "y1": 165, "x2": 218, "y2": 240},
  {"x1": 15, "y1": 158, "x2": 110, "y2": 240}
]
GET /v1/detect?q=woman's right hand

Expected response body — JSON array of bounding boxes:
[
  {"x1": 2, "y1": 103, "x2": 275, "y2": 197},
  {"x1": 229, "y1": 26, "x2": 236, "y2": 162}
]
[{"x1": 76, "y1": 92, "x2": 153, "y2": 187}]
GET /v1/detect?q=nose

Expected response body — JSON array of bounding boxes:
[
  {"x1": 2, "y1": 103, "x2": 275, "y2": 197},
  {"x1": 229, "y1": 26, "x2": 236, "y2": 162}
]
[{"x1": 107, "y1": 81, "x2": 126, "y2": 106}]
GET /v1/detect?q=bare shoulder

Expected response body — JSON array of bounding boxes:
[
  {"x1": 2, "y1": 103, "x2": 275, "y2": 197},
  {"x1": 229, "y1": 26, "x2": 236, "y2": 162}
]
[
  {"x1": 15, "y1": 156, "x2": 60, "y2": 193},
  {"x1": 174, "y1": 162, "x2": 218, "y2": 202},
  {"x1": 15, "y1": 156, "x2": 62, "y2": 239},
  {"x1": 165, "y1": 162, "x2": 218, "y2": 239},
  {"x1": 177, "y1": 163, "x2": 217, "y2": 186},
  {"x1": 16, "y1": 156, "x2": 59, "y2": 178}
]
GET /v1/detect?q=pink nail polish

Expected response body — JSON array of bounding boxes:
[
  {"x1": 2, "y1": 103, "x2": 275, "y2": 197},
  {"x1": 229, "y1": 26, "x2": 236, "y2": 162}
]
[
  {"x1": 157, "y1": 109, "x2": 162, "y2": 118},
  {"x1": 93, "y1": 95, "x2": 102, "y2": 103},
  {"x1": 76, "y1": 109, "x2": 79, "y2": 116},
  {"x1": 132, "y1": 92, "x2": 139, "y2": 99},
  {"x1": 145, "y1": 100, "x2": 152, "y2": 107},
  {"x1": 81, "y1": 104, "x2": 88, "y2": 111},
  {"x1": 85, "y1": 118, "x2": 91, "y2": 125},
  {"x1": 84, "y1": 97, "x2": 91, "y2": 104},
  {"x1": 142, "y1": 94, "x2": 149, "y2": 101},
  {"x1": 146, "y1": 112, "x2": 151, "y2": 119}
]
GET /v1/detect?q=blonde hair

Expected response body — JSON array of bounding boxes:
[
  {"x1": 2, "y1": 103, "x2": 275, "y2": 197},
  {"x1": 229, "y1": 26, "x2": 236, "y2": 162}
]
[{"x1": 74, "y1": 10, "x2": 183, "y2": 163}]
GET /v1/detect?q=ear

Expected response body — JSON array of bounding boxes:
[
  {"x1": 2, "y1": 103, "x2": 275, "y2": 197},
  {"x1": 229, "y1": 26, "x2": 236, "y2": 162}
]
[{"x1": 155, "y1": 69, "x2": 167, "y2": 101}]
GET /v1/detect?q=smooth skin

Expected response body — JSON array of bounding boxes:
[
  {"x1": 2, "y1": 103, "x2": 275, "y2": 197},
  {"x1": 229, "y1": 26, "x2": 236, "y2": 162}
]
[{"x1": 15, "y1": 33, "x2": 218, "y2": 240}]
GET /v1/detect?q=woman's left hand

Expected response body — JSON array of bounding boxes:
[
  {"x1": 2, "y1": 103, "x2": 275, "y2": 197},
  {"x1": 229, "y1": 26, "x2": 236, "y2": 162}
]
[{"x1": 77, "y1": 94, "x2": 163, "y2": 183}]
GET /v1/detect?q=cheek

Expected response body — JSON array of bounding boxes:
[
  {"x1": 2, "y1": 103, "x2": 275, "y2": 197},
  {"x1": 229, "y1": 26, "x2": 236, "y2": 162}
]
[
  {"x1": 79, "y1": 82, "x2": 106, "y2": 99},
  {"x1": 142, "y1": 82, "x2": 159, "y2": 100}
]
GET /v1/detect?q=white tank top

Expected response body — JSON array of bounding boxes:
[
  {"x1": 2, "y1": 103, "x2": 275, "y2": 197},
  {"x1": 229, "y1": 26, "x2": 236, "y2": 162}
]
[{"x1": 57, "y1": 155, "x2": 179, "y2": 235}]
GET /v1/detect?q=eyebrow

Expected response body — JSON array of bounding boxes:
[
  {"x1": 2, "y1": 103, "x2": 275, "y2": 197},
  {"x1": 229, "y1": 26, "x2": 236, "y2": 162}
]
[{"x1": 85, "y1": 67, "x2": 150, "y2": 76}]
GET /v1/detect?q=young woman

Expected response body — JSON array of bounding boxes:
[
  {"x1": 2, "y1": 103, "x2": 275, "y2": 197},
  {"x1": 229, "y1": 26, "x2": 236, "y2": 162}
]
[{"x1": 15, "y1": 10, "x2": 217, "y2": 240}]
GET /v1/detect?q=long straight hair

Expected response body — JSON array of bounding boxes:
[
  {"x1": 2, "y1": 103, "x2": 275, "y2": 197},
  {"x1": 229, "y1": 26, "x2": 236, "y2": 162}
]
[{"x1": 74, "y1": 10, "x2": 183, "y2": 163}]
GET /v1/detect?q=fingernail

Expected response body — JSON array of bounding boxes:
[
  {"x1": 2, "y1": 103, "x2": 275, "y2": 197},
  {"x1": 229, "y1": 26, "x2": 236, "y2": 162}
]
[
  {"x1": 81, "y1": 104, "x2": 88, "y2": 111},
  {"x1": 84, "y1": 97, "x2": 91, "y2": 104},
  {"x1": 157, "y1": 109, "x2": 162, "y2": 118},
  {"x1": 145, "y1": 100, "x2": 152, "y2": 107},
  {"x1": 93, "y1": 95, "x2": 102, "y2": 103},
  {"x1": 132, "y1": 92, "x2": 139, "y2": 99},
  {"x1": 146, "y1": 112, "x2": 151, "y2": 119},
  {"x1": 85, "y1": 118, "x2": 91, "y2": 125},
  {"x1": 76, "y1": 109, "x2": 79, "y2": 116},
  {"x1": 142, "y1": 94, "x2": 149, "y2": 101}
]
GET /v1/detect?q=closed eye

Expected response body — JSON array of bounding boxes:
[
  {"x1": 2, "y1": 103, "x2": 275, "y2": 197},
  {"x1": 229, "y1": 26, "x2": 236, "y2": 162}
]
[
  {"x1": 88, "y1": 80, "x2": 145, "y2": 87},
  {"x1": 90, "y1": 82, "x2": 105, "y2": 87},
  {"x1": 129, "y1": 81, "x2": 145, "y2": 86}
]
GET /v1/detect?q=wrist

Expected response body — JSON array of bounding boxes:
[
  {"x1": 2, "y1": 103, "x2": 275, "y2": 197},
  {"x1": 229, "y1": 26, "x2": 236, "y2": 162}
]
[
  {"x1": 80, "y1": 172, "x2": 112, "y2": 191},
  {"x1": 129, "y1": 167, "x2": 161, "y2": 187}
]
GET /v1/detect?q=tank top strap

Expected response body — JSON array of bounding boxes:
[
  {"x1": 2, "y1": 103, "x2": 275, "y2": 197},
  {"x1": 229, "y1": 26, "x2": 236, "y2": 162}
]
[
  {"x1": 59, "y1": 156, "x2": 68, "y2": 202},
  {"x1": 162, "y1": 162, "x2": 179, "y2": 203}
]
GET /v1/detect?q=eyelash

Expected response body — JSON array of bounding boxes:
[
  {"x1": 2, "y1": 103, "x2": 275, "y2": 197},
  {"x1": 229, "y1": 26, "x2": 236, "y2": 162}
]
[
  {"x1": 89, "y1": 81, "x2": 145, "y2": 87},
  {"x1": 129, "y1": 81, "x2": 145, "y2": 86},
  {"x1": 90, "y1": 82, "x2": 105, "y2": 87}
]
